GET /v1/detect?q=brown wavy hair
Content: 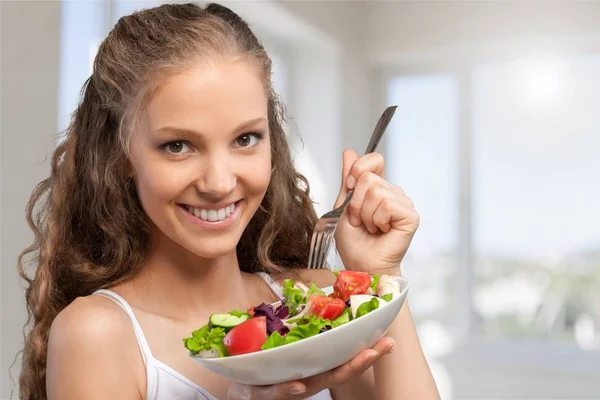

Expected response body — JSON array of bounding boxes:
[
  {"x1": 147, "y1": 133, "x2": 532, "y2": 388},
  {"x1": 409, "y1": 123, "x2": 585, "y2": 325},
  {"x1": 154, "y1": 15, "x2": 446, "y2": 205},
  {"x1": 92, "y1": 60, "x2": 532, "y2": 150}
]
[{"x1": 15, "y1": 3, "x2": 317, "y2": 398}]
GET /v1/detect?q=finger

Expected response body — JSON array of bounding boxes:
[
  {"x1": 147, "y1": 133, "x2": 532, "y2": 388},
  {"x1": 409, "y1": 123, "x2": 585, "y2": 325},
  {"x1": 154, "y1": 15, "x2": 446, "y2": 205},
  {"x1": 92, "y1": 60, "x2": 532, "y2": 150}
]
[
  {"x1": 391, "y1": 183, "x2": 406, "y2": 197},
  {"x1": 398, "y1": 194, "x2": 414, "y2": 209},
  {"x1": 306, "y1": 337, "x2": 396, "y2": 389},
  {"x1": 373, "y1": 197, "x2": 420, "y2": 234},
  {"x1": 228, "y1": 381, "x2": 307, "y2": 400},
  {"x1": 362, "y1": 186, "x2": 397, "y2": 234},
  {"x1": 346, "y1": 172, "x2": 394, "y2": 230},
  {"x1": 334, "y1": 149, "x2": 360, "y2": 208},
  {"x1": 346, "y1": 152, "x2": 385, "y2": 190}
]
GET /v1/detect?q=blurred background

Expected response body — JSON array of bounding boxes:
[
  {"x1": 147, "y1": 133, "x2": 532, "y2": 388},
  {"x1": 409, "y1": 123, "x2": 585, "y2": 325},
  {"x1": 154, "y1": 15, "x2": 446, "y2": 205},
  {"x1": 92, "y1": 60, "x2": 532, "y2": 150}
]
[{"x1": 2, "y1": 1, "x2": 600, "y2": 399}]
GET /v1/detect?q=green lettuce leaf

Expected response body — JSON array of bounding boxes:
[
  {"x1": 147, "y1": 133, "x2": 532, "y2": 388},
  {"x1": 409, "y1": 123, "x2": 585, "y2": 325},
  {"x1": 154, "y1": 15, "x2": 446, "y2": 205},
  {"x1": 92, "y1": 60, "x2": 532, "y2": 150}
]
[
  {"x1": 261, "y1": 331, "x2": 286, "y2": 350},
  {"x1": 306, "y1": 283, "x2": 326, "y2": 300},
  {"x1": 285, "y1": 315, "x2": 331, "y2": 343},
  {"x1": 282, "y1": 279, "x2": 305, "y2": 316},
  {"x1": 262, "y1": 315, "x2": 332, "y2": 350},
  {"x1": 381, "y1": 293, "x2": 393, "y2": 302},
  {"x1": 356, "y1": 298, "x2": 380, "y2": 318},
  {"x1": 183, "y1": 325, "x2": 228, "y2": 357},
  {"x1": 370, "y1": 274, "x2": 380, "y2": 292},
  {"x1": 332, "y1": 308, "x2": 351, "y2": 328}
]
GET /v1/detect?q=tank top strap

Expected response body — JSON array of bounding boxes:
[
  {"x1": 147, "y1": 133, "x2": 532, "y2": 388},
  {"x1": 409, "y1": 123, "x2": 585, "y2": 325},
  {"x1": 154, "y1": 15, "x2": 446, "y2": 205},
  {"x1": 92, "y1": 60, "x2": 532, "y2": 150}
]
[
  {"x1": 255, "y1": 272, "x2": 284, "y2": 299},
  {"x1": 93, "y1": 289, "x2": 153, "y2": 366}
]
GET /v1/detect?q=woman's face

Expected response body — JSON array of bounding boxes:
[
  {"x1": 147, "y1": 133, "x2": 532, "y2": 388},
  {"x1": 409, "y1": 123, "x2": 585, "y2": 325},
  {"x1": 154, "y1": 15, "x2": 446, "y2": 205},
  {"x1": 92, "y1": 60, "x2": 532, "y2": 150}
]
[{"x1": 129, "y1": 60, "x2": 272, "y2": 259}]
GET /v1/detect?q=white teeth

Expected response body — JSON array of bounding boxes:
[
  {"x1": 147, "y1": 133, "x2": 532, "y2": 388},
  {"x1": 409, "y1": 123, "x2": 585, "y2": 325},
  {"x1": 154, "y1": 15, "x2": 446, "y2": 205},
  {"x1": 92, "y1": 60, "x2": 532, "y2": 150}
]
[
  {"x1": 208, "y1": 209, "x2": 218, "y2": 222},
  {"x1": 185, "y1": 203, "x2": 236, "y2": 222}
]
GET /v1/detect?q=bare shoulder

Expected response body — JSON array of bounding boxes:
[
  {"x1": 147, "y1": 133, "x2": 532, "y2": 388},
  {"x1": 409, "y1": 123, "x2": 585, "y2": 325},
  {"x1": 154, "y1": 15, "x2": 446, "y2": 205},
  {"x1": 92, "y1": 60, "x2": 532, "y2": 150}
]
[
  {"x1": 50, "y1": 294, "x2": 129, "y2": 338},
  {"x1": 47, "y1": 294, "x2": 144, "y2": 399}
]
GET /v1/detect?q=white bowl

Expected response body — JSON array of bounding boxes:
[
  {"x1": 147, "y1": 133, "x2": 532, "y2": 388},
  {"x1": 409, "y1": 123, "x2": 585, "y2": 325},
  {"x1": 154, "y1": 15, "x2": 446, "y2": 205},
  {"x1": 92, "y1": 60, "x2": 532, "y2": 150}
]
[{"x1": 190, "y1": 276, "x2": 410, "y2": 386}]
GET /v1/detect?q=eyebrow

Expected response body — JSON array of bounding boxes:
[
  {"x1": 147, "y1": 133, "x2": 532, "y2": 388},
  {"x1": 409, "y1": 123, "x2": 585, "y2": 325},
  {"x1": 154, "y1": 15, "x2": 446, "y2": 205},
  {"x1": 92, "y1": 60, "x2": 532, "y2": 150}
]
[{"x1": 152, "y1": 117, "x2": 268, "y2": 138}]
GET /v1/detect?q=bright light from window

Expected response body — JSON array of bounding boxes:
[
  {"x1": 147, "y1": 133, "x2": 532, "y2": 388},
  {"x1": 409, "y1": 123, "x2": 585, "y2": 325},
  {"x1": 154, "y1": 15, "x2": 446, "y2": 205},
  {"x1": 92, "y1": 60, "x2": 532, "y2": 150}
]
[
  {"x1": 509, "y1": 52, "x2": 575, "y2": 118},
  {"x1": 89, "y1": 42, "x2": 99, "y2": 75}
]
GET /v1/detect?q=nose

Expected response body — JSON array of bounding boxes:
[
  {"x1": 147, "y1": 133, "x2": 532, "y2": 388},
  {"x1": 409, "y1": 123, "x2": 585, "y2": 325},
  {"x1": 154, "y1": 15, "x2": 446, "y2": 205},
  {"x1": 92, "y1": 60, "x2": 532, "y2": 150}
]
[{"x1": 195, "y1": 153, "x2": 237, "y2": 198}]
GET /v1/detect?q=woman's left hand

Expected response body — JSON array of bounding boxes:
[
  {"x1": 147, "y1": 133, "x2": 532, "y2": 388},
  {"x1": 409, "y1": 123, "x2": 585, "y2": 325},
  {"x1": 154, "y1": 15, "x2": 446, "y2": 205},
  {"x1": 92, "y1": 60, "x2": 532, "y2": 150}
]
[{"x1": 333, "y1": 149, "x2": 419, "y2": 275}]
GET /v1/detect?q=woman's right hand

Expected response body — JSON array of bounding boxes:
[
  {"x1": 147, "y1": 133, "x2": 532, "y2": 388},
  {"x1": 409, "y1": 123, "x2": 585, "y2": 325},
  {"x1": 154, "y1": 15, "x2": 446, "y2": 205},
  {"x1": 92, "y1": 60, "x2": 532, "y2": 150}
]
[{"x1": 227, "y1": 336, "x2": 396, "y2": 400}]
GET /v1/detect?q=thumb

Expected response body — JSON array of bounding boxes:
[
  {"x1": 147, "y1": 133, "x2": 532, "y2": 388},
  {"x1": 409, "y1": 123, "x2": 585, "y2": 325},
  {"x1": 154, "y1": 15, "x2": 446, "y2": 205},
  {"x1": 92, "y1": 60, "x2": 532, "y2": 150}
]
[{"x1": 334, "y1": 149, "x2": 359, "y2": 208}]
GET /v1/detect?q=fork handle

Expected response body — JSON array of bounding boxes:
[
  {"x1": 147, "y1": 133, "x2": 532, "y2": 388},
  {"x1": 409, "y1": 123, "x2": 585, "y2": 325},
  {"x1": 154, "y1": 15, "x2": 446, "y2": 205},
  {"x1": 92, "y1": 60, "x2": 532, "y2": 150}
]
[
  {"x1": 340, "y1": 106, "x2": 397, "y2": 208},
  {"x1": 363, "y1": 105, "x2": 397, "y2": 155}
]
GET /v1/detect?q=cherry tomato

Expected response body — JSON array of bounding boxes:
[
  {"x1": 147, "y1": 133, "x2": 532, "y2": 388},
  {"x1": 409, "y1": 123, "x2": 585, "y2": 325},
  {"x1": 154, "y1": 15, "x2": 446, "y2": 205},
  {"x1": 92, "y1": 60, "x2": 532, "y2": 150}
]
[
  {"x1": 333, "y1": 271, "x2": 371, "y2": 301},
  {"x1": 307, "y1": 294, "x2": 346, "y2": 320},
  {"x1": 223, "y1": 316, "x2": 267, "y2": 356}
]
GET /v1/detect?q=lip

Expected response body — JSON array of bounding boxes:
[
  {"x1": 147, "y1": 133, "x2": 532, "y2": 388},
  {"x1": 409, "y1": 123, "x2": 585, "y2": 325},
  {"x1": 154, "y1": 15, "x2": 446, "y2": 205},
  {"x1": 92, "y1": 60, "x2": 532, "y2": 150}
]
[
  {"x1": 181, "y1": 202, "x2": 237, "y2": 210},
  {"x1": 178, "y1": 201, "x2": 241, "y2": 231}
]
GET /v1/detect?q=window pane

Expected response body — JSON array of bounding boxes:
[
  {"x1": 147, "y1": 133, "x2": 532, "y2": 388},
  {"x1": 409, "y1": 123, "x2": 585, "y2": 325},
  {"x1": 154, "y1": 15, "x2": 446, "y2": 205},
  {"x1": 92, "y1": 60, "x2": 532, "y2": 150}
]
[
  {"x1": 58, "y1": 1, "x2": 108, "y2": 138},
  {"x1": 387, "y1": 74, "x2": 459, "y2": 354},
  {"x1": 472, "y1": 53, "x2": 600, "y2": 349}
]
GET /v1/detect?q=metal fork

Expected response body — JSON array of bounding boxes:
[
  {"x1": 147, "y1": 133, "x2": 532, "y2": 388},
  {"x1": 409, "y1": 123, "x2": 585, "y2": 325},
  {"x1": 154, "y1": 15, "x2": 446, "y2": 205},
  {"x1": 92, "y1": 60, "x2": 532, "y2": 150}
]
[{"x1": 307, "y1": 105, "x2": 398, "y2": 270}]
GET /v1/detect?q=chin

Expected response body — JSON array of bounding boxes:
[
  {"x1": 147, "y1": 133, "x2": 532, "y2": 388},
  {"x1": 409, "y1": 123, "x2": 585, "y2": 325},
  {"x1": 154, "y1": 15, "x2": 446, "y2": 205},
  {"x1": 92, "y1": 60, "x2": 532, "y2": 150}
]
[{"x1": 183, "y1": 236, "x2": 240, "y2": 260}]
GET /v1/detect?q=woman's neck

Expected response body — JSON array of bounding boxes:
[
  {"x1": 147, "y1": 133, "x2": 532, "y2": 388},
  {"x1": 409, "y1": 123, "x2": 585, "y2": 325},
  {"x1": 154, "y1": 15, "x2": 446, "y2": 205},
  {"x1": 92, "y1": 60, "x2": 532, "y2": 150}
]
[{"x1": 119, "y1": 231, "x2": 253, "y2": 321}]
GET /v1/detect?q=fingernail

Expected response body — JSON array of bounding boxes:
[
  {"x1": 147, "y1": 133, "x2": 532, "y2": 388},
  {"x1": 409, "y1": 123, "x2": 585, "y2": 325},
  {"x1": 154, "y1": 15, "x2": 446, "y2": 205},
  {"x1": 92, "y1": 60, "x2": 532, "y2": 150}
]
[
  {"x1": 289, "y1": 385, "x2": 306, "y2": 395},
  {"x1": 346, "y1": 175, "x2": 356, "y2": 189},
  {"x1": 387, "y1": 345, "x2": 396, "y2": 354}
]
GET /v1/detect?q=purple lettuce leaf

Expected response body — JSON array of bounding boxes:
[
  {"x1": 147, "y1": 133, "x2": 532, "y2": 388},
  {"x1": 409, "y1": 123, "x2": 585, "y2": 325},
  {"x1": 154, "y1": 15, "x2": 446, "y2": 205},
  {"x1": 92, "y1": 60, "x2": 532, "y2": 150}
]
[
  {"x1": 252, "y1": 302, "x2": 290, "y2": 336},
  {"x1": 274, "y1": 303, "x2": 290, "y2": 319}
]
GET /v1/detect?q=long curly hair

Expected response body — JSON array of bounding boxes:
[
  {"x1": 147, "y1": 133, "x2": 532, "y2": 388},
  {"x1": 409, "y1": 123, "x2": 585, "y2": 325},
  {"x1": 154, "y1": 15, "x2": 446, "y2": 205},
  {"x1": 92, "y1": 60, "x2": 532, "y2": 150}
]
[{"x1": 16, "y1": 3, "x2": 317, "y2": 398}]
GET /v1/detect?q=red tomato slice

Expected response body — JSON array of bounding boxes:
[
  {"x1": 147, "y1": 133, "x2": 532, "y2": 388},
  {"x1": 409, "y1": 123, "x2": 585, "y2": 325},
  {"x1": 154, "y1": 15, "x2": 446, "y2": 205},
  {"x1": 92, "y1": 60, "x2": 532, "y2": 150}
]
[
  {"x1": 307, "y1": 295, "x2": 346, "y2": 321},
  {"x1": 333, "y1": 271, "x2": 371, "y2": 301},
  {"x1": 223, "y1": 316, "x2": 267, "y2": 356}
]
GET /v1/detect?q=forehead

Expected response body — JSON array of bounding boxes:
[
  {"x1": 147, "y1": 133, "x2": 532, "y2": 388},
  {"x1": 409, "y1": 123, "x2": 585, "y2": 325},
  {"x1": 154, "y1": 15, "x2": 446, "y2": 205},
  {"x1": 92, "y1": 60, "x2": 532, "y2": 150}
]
[{"x1": 142, "y1": 60, "x2": 268, "y2": 134}]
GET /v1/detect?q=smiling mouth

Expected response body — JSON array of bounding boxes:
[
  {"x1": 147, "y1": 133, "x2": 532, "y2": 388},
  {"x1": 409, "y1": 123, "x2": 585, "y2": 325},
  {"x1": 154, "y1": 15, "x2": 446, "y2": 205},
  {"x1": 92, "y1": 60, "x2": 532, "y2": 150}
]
[{"x1": 179, "y1": 202, "x2": 237, "y2": 222}]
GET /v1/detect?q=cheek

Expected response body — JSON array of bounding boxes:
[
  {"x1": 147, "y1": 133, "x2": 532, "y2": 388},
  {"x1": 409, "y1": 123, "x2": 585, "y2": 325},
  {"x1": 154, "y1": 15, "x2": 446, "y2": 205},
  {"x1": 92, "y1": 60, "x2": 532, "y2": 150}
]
[
  {"x1": 133, "y1": 160, "x2": 183, "y2": 210},
  {"x1": 242, "y1": 150, "x2": 272, "y2": 197}
]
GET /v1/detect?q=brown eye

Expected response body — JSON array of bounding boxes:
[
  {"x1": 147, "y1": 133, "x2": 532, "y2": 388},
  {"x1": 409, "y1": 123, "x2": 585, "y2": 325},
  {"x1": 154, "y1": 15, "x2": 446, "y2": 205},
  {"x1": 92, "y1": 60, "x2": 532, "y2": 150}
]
[
  {"x1": 234, "y1": 133, "x2": 262, "y2": 148},
  {"x1": 237, "y1": 135, "x2": 251, "y2": 147},
  {"x1": 163, "y1": 141, "x2": 190, "y2": 154}
]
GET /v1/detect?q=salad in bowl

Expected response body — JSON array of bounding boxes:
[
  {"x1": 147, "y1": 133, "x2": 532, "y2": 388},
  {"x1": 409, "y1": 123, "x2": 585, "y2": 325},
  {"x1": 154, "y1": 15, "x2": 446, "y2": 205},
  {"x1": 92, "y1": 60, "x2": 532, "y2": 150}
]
[{"x1": 183, "y1": 271, "x2": 409, "y2": 385}]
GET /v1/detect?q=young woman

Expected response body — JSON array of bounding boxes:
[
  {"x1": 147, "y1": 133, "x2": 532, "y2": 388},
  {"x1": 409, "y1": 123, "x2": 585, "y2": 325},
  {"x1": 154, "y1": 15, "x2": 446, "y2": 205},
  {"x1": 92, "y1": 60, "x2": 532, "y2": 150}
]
[{"x1": 17, "y1": 3, "x2": 439, "y2": 399}]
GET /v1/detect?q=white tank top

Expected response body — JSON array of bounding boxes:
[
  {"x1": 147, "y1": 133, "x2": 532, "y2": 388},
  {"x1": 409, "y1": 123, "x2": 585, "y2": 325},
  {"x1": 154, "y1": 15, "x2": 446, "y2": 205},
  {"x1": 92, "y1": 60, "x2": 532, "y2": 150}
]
[{"x1": 93, "y1": 272, "x2": 333, "y2": 400}]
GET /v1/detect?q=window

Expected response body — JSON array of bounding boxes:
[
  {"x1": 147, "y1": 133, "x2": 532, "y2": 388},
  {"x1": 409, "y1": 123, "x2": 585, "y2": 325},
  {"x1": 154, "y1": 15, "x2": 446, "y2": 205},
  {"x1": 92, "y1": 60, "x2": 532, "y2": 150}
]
[
  {"x1": 386, "y1": 52, "x2": 600, "y2": 352},
  {"x1": 386, "y1": 74, "x2": 459, "y2": 356},
  {"x1": 58, "y1": 1, "x2": 109, "y2": 139},
  {"x1": 472, "y1": 53, "x2": 600, "y2": 347}
]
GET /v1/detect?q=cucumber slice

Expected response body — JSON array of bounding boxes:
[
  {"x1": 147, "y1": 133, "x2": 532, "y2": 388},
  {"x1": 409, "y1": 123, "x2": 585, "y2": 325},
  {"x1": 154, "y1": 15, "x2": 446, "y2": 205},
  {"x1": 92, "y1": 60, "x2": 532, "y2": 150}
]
[{"x1": 209, "y1": 313, "x2": 249, "y2": 330}]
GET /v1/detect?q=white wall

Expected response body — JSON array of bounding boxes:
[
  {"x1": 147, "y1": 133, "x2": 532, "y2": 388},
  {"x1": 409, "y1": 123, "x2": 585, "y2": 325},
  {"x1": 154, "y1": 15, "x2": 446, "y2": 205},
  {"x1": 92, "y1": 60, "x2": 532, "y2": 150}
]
[
  {"x1": 276, "y1": 1, "x2": 374, "y2": 154},
  {"x1": 1, "y1": 1, "x2": 61, "y2": 397},
  {"x1": 366, "y1": 1, "x2": 600, "y2": 67}
]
